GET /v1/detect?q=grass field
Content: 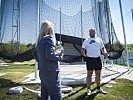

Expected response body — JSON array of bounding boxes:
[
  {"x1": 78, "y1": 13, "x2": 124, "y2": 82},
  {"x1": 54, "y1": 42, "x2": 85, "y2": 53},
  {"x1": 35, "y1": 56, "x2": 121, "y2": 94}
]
[{"x1": 0, "y1": 60, "x2": 133, "y2": 100}]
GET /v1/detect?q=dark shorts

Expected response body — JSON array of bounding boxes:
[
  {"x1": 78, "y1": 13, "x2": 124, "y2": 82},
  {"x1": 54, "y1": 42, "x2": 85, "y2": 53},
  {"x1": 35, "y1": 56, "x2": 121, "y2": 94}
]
[{"x1": 86, "y1": 56, "x2": 102, "y2": 71}]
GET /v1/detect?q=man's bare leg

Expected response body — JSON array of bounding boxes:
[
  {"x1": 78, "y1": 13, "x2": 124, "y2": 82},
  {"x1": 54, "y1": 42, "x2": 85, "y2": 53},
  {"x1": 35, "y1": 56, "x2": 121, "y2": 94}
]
[
  {"x1": 86, "y1": 70, "x2": 93, "y2": 89},
  {"x1": 95, "y1": 70, "x2": 107, "y2": 94},
  {"x1": 95, "y1": 70, "x2": 101, "y2": 88},
  {"x1": 86, "y1": 70, "x2": 93, "y2": 95}
]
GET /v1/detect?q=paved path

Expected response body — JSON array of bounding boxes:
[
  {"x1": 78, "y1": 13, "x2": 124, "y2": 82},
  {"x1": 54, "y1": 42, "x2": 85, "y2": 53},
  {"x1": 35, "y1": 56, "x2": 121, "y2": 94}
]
[
  {"x1": 22, "y1": 64, "x2": 133, "y2": 84},
  {"x1": 22, "y1": 63, "x2": 133, "y2": 98}
]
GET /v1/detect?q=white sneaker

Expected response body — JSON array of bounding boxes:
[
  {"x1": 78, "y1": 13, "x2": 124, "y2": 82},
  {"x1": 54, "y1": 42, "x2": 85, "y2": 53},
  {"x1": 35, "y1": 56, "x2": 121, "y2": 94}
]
[
  {"x1": 98, "y1": 88, "x2": 107, "y2": 94},
  {"x1": 87, "y1": 89, "x2": 91, "y2": 95}
]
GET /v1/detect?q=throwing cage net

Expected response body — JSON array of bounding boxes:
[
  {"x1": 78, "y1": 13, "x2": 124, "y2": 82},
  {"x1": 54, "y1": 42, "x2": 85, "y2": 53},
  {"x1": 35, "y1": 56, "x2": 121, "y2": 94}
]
[{"x1": 0, "y1": 0, "x2": 124, "y2": 62}]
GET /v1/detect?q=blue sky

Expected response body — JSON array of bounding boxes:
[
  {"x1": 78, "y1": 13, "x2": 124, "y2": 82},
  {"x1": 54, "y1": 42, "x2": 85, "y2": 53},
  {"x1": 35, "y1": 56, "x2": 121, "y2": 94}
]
[
  {"x1": 109, "y1": 0, "x2": 133, "y2": 44},
  {"x1": 1, "y1": 0, "x2": 133, "y2": 44}
]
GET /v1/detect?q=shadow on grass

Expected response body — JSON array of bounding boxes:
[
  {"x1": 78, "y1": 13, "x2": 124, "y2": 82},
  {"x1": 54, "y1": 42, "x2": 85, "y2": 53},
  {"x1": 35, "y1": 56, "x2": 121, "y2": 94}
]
[
  {"x1": 0, "y1": 78, "x2": 21, "y2": 95},
  {"x1": 0, "y1": 78, "x2": 39, "y2": 91},
  {"x1": 67, "y1": 85, "x2": 86, "y2": 97},
  {"x1": 64, "y1": 83, "x2": 100, "y2": 100},
  {"x1": 64, "y1": 69, "x2": 130, "y2": 100},
  {"x1": 76, "y1": 92, "x2": 100, "y2": 100},
  {"x1": 0, "y1": 78, "x2": 17, "y2": 87},
  {"x1": 64, "y1": 84, "x2": 102, "y2": 100}
]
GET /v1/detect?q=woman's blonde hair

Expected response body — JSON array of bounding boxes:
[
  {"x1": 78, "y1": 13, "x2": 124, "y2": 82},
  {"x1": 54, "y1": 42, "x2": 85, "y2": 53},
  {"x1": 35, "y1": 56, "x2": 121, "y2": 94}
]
[{"x1": 37, "y1": 20, "x2": 54, "y2": 43}]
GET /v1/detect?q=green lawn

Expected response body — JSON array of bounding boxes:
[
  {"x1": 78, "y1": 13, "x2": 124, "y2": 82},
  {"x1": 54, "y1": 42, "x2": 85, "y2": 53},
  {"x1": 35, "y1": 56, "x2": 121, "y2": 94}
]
[
  {"x1": 0, "y1": 60, "x2": 133, "y2": 100},
  {"x1": 63, "y1": 79, "x2": 133, "y2": 100}
]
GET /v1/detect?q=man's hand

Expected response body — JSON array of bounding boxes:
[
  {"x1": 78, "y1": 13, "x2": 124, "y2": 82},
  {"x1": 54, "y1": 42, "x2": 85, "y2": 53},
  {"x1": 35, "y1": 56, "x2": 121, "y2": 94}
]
[
  {"x1": 60, "y1": 50, "x2": 64, "y2": 56},
  {"x1": 81, "y1": 48, "x2": 87, "y2": 57},
  {"x1": 104, "y1": 53, "x2": 109, "y2": 58},
  {"x1": 101, "y1": 47, "x2": 109, "y2": 58}
]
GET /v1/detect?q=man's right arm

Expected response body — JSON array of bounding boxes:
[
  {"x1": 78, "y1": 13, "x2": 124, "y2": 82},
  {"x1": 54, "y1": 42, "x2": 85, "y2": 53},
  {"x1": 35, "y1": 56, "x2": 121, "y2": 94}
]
[{"x1": 81, "y1": 48, "x2": 86, "y2": 57}]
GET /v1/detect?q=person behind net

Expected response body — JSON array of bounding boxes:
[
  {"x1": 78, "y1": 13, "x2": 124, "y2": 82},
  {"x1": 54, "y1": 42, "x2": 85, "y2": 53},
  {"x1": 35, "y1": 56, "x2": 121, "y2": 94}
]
[
  {"x1": 33, "y1": 20, "x2": 64, "y2": 100},
  {"x1": 81, "y1": 28, "x2": 109, "y2": 96}
]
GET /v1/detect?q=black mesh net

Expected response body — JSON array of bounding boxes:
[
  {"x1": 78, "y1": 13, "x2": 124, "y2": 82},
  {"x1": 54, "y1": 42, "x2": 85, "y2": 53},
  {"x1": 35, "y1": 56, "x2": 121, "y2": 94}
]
[{"x1": 0, "y1": 0, "x2": 124, "y2": 62}]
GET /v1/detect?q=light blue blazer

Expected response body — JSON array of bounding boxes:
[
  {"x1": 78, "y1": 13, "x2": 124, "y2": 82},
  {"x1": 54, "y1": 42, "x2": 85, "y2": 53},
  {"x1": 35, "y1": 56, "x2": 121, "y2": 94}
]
[{"x1": 33, "y1": 36, "x2": 62, "y2": 72}]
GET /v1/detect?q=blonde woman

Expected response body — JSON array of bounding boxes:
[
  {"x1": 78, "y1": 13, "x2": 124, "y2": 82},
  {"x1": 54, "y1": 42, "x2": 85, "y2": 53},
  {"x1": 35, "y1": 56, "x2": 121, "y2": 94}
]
[{"x1": 33, "y1": 20, "x2": 63, "y2": 100}]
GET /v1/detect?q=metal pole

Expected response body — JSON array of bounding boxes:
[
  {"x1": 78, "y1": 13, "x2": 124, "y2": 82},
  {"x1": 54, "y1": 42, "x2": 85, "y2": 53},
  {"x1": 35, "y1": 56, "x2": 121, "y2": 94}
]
[
  {"x1": 131, "y1": 9, "x2": 133, "y2": 23},
  {"x1": 12, "y1": 0, "x2": 14, "y2": 42},
  {"x1": 94, "y1": 0, "x2": 100, "y2": 35},
  {"x1": 18, "y1": 0, "x2": 20, "y2": 53},
  {"x1": 81, "y1": 6, "x2": 83, "y2": 43},
  {"x1": 81, "y1": 6, "x2": 84, "y2": 62},
  {"x1": 60, "y1": 7, "x2": 61, "y2": 42},
  {"x1": 12, "y1": 0, "x2": 20, "y2": 54},
  {"x1": 119, "y1": 0, "x2": 129, "y2": 68},
  {"x1": 34, "y1": 0, "x2": 40, "y2": 80}
]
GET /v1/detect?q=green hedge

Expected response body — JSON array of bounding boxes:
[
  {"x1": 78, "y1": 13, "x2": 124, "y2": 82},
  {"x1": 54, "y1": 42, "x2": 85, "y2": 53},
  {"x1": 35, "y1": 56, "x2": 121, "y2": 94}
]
[{"x1": 0, "y1": 42, "x2": 35, "y2": 55}]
